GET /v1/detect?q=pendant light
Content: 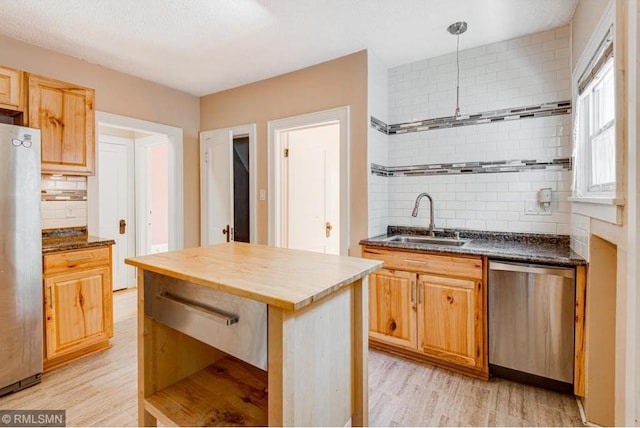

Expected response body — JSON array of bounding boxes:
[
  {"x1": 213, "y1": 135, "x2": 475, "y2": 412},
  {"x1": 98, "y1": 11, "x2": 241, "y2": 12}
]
[{"x1": 447, "y1": 21, "x2": 468, "y2": 119}]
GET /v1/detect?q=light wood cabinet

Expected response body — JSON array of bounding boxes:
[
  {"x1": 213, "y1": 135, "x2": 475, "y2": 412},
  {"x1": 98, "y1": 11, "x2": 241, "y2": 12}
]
[
  {"x1": 43, "y1": 246, "x2": 113, "y2": 370},
  {"x1": 417, "y1": 274, "x2": 482, "y2": 369},
  {"x1": 0, "y1": 66, "x2": 24, "y2": 113},
  {"x1": 363, "y1": 246, "x2": 487, "y2": 379},
  {"x1": 369, "y1": 268, "x2": 417, "y2": 349},
  {"x1": 27, "y1": 74, "x2": 95, "y2": 175}
]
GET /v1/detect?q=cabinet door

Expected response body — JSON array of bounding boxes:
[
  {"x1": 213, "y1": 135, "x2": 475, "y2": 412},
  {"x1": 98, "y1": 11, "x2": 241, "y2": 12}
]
[
  {"x1": 417, "y1": 274, "x2": 483, "y2": 368},
  {"x1": 28, "y1": 74, "x2": 95, "y2": 175},
  {"x1": 369, "y1": 268, "x2": 417, "y2": 349},
  {"x1": 0, "y1": 66, "x2": 23, "y2": 111},
  {"x1": 44, "y1": 266, "x2": 113, "y2": 359}
]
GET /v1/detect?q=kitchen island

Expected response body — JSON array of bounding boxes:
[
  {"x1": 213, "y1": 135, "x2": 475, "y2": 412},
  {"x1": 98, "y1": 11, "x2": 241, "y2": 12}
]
[{"x1": 125, "y1": 242, "x2": 382, "y2": 427}]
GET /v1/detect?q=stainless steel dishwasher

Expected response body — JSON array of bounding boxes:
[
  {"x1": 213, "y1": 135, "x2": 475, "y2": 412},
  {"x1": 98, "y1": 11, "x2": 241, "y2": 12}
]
[{"x1": 488, "y1": 260, "x2": 575, "y2": 393}]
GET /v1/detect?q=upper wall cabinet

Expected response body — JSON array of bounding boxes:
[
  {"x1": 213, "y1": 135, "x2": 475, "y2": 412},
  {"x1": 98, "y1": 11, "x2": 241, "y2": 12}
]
[
  {"x1": 0, "y1": 66, "x2": 24, "y2": 113},
  {"x1": 27, "y1": 74, "x2": 95, "y2": 175}
]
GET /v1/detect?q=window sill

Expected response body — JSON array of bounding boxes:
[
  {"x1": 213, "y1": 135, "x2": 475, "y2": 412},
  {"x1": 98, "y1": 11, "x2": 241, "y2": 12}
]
[
  {"x1": 569, "y1": 196, "x2": 625, "y2": 225},
  {"x1": 567, "y1": 196, "x2": 625, "y2": 206}
]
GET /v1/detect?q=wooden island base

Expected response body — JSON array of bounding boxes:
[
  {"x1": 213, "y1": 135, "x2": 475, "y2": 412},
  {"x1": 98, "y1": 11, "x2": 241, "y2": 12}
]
[{"x1": 127, "y1": 242, "x2": 382, "y2": 427}]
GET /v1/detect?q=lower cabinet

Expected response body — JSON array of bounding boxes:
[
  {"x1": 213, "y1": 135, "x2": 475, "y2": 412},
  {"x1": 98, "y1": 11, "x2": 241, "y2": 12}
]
[
  {"x1": 43, "y1": 246, "x2": 113, "y2": 370},
  {"x1": 417, "y1": 274, "x2": 482, "y2": 369},
  {"x1": 369, "y1": 269, "x2": 417, "y2": 349},
  {"x1": 364, "y1": 246, "x2": 487, "y2": 379}
]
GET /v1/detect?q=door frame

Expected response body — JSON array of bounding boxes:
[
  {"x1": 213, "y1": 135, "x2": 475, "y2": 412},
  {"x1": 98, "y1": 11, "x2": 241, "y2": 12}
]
[
  {"x1": 200, "y1": 123, "x2": 257, "y2": 245},
  {"x1": 267, "y1": 106, "x2": 350, "y2": 255},
  {"x1": 88, "y1": 112, "x2": 184, "y2": 251}
]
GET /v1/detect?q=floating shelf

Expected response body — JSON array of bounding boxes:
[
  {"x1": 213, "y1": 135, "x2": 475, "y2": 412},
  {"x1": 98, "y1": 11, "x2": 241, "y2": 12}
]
[{"x1": 144, "y1": 355, "x2": 268, "y2": 427}]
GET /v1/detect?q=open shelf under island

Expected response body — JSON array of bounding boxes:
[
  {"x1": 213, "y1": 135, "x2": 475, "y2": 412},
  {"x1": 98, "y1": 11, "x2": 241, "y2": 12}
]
[{"x1": 125, "y1": 242, "x2": 382, "y2": 427}]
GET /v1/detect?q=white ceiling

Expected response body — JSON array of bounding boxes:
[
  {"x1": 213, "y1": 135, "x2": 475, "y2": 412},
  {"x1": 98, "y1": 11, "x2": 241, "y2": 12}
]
[{"x1": 0, "y1": 0, "x2": 577, "y2": 96}]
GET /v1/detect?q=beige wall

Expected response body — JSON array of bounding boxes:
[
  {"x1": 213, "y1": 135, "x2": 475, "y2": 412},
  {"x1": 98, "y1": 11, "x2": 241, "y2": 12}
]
[
  {"x1": 200, "y1": 50, "x2": 368, "y2": 254},
  {"x1": 0, "y1": 35, "x2": 201, "y2": 248},
  {"x1": 571, "y1": 0, "x2": 611, "y2": 71}
]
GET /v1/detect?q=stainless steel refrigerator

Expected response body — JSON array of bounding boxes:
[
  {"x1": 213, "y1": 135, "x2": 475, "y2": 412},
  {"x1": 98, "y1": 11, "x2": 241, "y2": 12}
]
[{"x1": 0, "y1": 123, "x2": 42, "y2": 396}]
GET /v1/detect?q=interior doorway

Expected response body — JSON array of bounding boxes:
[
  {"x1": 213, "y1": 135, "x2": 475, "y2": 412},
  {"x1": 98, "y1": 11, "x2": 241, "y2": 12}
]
[
  {"x1": 88, "y1": 112, "x2": 184, "y2": 291},
  {"x1": 232, "y1": 136, "x2": 250, "y2": 243},
  {"x1": 135, "y1": 135, "x2": 170, "y2": 254},
  {"x1": 200, "y1": 124, "x2": 257, "y2": 246},
  {"x1": 268, "y1": 106, "x2": 349, "y2": 256}
]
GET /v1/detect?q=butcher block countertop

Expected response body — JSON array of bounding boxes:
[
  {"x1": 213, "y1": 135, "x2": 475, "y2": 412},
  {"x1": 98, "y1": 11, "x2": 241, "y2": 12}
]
[{"x1": 125, "y1": 242, "x2": 382, "y2": 311}]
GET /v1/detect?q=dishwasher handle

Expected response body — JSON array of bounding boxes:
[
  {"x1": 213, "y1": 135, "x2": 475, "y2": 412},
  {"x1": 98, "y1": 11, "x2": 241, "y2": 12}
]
[{"x1": 489, "y1": 261, "x2": 575, "y2": 279}]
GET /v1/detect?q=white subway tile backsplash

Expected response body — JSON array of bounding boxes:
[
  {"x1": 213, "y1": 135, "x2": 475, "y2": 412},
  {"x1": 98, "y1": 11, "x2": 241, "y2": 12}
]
[
  {"x1": 486, "y1": 220, "x2": 508, "y2": 230},
  {"x1": 41, "y1": 200, "x2": 88, "y2": 229},
  {"x1": 371, "y1": 25, "x2": 572, "y2": 236},
  {"x1": 476, "y1": 210, "x2": 497, "y2": 220},
  {"x1": 508, "y1": 182, "x2": 531, "y2": 192},
  {"x1": 508, "y1": 221, "x2": 532, "y2": 232},
  {"x1": 455, "y1": 192, "x2": 476, "y2": 202}
]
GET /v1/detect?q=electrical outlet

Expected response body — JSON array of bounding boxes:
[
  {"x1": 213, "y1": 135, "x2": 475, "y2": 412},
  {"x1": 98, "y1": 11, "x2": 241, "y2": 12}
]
[
  {"x1": 524, "y1": 200, "x2": 553, "y2": 216},
  {"x1": 65, "y1": 205, "x2": 74, "y2": 218},
  {"x1": 259, "y1": 189, "x2": 266, "y2": 201}
]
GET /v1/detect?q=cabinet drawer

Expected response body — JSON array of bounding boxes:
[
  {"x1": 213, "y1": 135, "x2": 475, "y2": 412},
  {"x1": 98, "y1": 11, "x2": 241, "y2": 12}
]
[
  {"x1": 44, "y1": 247, "x2": 110, "y2": 274},
  {"x1": 362, "y1": 246, "x2": 482, "y2": 280},
  {"x1": 144, "y1": 271, "x2": 267, "y2": 371}
]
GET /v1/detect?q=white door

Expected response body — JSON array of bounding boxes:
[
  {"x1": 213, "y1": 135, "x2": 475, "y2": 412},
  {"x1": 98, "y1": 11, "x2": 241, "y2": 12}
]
[
  {"x1": 268, "y1": 107, "x2": 349, "y2": 255},
  {"x1": 200, "y1": 125, "x2": 257, "y2": 246},
  {"x1": 200, "y1": 129, "x2": 234, "y2": 245},
  {"x1": 98, "y1": 137, "x2": 135, "y2": 290},
  {"x1": 284, "y1": 123, "x2": 340, "y2": 255}
]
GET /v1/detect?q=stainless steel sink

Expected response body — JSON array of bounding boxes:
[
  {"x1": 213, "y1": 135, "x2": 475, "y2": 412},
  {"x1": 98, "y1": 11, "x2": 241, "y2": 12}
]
[{"x1": 383, "y1": 234, "x2": 469, "y2": 247}]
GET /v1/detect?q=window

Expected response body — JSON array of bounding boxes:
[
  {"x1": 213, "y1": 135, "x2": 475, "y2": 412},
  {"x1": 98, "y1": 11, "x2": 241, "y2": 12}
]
[
  {"x1": 587, "y1": 59, "x2": 615, "y2": 192},
  {"x1": 573, "y1": 41, "x2": 616, "y2": 198}
]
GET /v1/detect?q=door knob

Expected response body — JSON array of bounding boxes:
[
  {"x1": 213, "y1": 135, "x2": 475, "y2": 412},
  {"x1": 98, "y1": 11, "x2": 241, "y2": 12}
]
[
  {"x1": 119, "y1": 219, "x2": 126, "y2": 234},
  {"x1": 325, "y1": 222, "x2": 333, "y2": 238}
]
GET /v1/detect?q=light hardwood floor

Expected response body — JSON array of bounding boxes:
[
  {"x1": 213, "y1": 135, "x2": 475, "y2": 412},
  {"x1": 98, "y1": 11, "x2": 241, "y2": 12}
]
[{"x1": 0, "y1": 289, "x2": 583, "y2": 427}]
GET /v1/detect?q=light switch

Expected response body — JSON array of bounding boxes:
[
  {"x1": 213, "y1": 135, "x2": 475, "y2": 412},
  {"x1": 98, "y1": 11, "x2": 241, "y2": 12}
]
[
  {"x1": 524, "y1": 201, "x2": 536, "y2": 215},
  {"x1": 259, "y1": 189, "x2": 266, "y2": 201}
]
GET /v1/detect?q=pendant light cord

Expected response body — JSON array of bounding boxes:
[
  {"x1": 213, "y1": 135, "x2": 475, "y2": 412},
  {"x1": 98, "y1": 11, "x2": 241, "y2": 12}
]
[
  {"x1": 455, "y1": 34, "x2": 460, "y2": 118},
  {"x1": 447, "y1": 21, "x2": 467, "y2": 119}
]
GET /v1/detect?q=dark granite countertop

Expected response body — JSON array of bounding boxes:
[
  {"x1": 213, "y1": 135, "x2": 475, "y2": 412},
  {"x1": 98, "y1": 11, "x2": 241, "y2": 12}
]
[
  {"x1": 360, "y1": 226, "x2": 586, "y2": 267},
  {"x1": 42, "y1": 227, "x2": 115, "y2": 254}
]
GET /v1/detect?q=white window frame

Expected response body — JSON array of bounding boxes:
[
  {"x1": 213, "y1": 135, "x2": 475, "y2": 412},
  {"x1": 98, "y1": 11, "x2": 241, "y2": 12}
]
[
  {"x1": 569, "y1": 0, "x2": 624, "y2": 223},
  {"x1": 583, "y1": 58, "x2": 616, "y2": 194}
]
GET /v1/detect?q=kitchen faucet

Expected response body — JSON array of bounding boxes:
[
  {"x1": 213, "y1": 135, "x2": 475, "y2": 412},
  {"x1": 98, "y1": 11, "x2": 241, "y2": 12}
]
[{"x1": 412, "y1": 192, "x2": 435, "y2": 236}]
